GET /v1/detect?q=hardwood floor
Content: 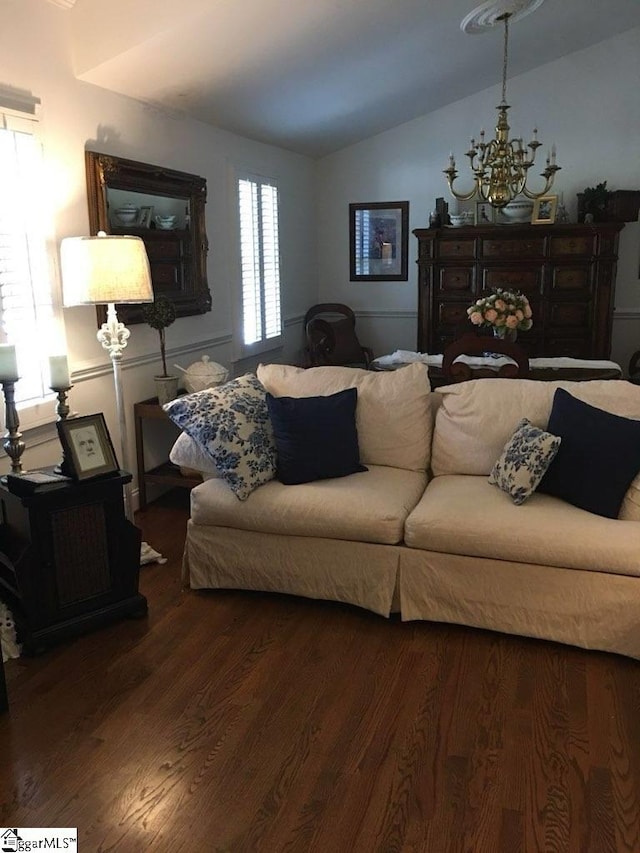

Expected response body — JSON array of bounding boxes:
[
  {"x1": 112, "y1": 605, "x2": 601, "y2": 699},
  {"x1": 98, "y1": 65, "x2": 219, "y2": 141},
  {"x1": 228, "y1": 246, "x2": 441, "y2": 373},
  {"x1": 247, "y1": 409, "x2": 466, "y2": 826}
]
[{"x1": 2, "y1": 491, "x2": 640, "y2": 852}]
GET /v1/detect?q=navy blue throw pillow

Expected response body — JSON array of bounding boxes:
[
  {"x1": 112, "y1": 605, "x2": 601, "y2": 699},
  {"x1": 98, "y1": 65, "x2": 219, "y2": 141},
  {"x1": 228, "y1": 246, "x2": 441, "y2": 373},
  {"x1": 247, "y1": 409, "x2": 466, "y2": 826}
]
[
  {"x1": 538, "y1": 388, "x2": 640, "y2": 518},
  {"x1": 266, "y1": 388, "x2": 367, "y2": 485}
]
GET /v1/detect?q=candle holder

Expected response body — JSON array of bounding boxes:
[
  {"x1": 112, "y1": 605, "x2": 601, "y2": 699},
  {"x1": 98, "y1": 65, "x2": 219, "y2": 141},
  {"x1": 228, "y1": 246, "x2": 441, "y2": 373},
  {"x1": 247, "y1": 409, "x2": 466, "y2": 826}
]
[
  {"x1": 1, "y1": 379, "x2": 25, "y2": 477},
  {"x1": 51, "y1": 384, "x2": 73, "y2": 474}
]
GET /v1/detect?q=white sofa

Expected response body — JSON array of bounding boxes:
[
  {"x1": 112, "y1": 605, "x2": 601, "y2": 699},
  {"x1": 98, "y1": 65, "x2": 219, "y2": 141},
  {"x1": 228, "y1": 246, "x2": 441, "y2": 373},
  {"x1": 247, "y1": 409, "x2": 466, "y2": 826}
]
[{"x1": 173, "y1": 363, "x2": 640, "y2": 660}]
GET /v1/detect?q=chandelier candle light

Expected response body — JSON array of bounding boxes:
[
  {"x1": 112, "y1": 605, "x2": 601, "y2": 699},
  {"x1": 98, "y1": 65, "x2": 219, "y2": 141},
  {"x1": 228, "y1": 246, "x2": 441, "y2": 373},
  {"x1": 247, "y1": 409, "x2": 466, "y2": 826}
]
[{"x1": 444, "y1": 2, "x2": 560, "y2": 208}]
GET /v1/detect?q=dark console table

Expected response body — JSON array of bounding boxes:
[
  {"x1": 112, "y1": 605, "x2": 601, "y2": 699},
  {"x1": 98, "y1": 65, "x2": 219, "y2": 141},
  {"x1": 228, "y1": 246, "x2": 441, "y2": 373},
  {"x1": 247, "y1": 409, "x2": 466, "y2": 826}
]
[{"x1": 0, "y1": 471, "x2": 147, "y2": 655}]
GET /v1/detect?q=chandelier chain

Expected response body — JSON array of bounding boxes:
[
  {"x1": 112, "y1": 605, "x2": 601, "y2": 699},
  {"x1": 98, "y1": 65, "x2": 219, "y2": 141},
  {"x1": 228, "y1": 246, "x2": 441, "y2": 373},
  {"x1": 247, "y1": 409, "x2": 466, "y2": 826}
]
[{"x1": 501, "y1": 15, "x2": 509, "y2": 104}]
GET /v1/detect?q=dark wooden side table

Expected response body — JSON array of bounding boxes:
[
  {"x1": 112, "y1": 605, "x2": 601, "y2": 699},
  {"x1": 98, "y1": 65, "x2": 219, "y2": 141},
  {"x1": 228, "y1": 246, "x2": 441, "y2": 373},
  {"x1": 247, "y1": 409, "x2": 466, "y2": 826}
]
[
  {"x1": 134, "y1": 396, "x2": 201, "y2": 510},
  {"x1": 0, "y1": 471, "x2": 147, "y2": 655}
]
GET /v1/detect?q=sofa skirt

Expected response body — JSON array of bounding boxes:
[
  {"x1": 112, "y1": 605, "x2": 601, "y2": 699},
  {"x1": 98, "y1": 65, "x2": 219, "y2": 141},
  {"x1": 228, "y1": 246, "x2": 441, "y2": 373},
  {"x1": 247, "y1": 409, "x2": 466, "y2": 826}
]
[
  {"x1": 399, "y1": 549, "x2": 640, "y2": 660},
  {"x1": 184, "y1": 521, "x2": 401, "y2": 617},
  {"x1": 183, "y1": 522, "x2": 640, "y2": 660}
]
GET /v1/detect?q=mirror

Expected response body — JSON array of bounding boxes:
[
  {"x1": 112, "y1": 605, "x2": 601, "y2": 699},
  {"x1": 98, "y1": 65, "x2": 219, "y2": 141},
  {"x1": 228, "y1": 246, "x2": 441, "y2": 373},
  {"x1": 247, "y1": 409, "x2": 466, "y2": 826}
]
[{"x1": 85, "y1": 151, "x2": 212, "y2": 325}]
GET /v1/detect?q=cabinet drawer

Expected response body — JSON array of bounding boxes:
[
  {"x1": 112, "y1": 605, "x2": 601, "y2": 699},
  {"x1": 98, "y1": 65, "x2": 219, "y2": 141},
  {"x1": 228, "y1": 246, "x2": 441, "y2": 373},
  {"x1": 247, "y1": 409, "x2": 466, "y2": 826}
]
[
  {"x1": 544, "y1": 337, "x2": 592, "y2": 359},
  {"x1": 438, "y1": 239, "x2": 475, "y2": 259},
  {"x1": 551, "y1": 266, "x2": 592, "y2": 294},
  {"x1": 549, "y1": 302, "x2": 591, "y2": 328},
  {"x1": 437, "y1": 301, "x2": 470, "y2": 326},
  {"x1": 482, "y1": 267, "x2": 541, "y2": 294},
  {"x1": 438, "y1": 267, "x2": 474, "y2": 293},
  {"x1": 481, "y1": 238, "x2": 545, "y2": 258},
  {"x1": 549, "y1": 235, "x2": 594, "y2": 257}
]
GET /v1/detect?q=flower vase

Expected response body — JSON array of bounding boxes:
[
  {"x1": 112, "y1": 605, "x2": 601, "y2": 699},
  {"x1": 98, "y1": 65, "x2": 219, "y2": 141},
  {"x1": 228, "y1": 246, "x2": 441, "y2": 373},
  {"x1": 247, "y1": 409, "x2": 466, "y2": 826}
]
[{"x1": 493, "y1": 326, "x2": 518, "y2": 344}]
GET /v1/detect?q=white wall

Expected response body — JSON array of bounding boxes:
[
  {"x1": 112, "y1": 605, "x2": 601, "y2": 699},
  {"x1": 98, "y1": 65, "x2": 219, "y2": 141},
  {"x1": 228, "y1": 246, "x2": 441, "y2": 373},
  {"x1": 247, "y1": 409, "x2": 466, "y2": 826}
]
[
  {"x1": 2, "y1": 0, "x2": 317, "y2": 497},
  {"x1": 317, "y1": 27, "x2": 640, "y2": 372}
]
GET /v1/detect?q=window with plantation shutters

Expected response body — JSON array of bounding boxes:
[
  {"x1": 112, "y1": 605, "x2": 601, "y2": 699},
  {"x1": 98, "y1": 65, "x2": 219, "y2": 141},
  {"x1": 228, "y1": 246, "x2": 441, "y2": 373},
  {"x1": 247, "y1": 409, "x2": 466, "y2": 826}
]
[
  {"x1": 0, "y1": 93, "x2": 60, "y2": 417},
  {"x1": 237, "y1": 174, "x2": 282, "y2": 353}
]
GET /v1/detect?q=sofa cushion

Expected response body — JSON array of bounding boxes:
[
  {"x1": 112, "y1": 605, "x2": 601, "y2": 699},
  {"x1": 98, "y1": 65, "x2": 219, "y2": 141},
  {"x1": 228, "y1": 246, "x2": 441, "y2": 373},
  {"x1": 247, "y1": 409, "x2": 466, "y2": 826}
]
[
  {"x1": 488, "y1": 418, "x2": 561, "y2": 505},
  {"x1": 404, "y1": 474, "x2": 640, "y2": 577},
  {"x1": 537, "y1": 389, "x2": 640, "y2": 518},
  {"x1": 621, "y1": 473, "x2": 640, "y2": 521},
  {"x1": 190, "y1": 464, "x2": 428, "y2": 545},
  {"x1": 163, "y1": 373, "x2": 276, "y2": 500},
  {"x1": 431, "y1": 378, "x2": 640, "y2": 518},
  {"x1": 266, "y1": 388, "x2": 367, "y2": 485},
  {"x1": 257, "y1": 362, "x2": 431, "y2": 472}
]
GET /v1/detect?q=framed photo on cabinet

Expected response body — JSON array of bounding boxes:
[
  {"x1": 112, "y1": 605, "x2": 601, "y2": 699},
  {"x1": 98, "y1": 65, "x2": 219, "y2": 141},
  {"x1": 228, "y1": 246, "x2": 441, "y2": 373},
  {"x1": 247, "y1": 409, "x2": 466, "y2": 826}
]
[
  {"x1": 531, "y1": 195, "x2": 558, "y2": 225},
  {"x1": 349, "y1": 201, "x2": 409, "y2": 281},
  {"x1": 475, "y1": 201, "x2": 496, "y2": 225},
  {"x1": 57, "y1": 413, "x2": 119, "y2": 481}
]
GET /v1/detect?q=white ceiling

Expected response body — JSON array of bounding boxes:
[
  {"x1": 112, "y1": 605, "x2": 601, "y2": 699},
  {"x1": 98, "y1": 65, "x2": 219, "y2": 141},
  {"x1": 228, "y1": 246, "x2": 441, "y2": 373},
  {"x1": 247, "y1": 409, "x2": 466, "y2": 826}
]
[{"x1": 67, "y1": 0, "x2": 640, "y2": 158}]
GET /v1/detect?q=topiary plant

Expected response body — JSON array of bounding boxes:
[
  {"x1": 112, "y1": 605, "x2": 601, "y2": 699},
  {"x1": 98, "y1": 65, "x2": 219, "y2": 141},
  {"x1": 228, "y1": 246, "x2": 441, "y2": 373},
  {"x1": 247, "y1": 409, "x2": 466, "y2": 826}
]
[
  {"x1": 142, "y1": 296, "x2": 176, "y2": 377},
  {"x1": 581, "y1": 181, "x2": 611, "y2": 222}
]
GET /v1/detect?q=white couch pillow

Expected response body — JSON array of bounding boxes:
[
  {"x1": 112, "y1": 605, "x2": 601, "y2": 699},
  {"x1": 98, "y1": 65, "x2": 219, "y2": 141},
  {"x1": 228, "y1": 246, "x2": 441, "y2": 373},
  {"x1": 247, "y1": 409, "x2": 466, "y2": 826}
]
[
  {"x1": 257, "y1": 362, "x2": 432, "y2": 472},
  {"x1": 169, "y1": 431, "x2": 220, "y2": 479}
]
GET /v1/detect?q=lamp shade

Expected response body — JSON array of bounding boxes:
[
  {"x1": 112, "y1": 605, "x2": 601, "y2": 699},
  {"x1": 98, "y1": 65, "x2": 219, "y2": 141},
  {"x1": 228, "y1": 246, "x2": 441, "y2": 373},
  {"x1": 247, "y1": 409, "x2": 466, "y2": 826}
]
[{"x1": 61, "y1": 232, "x2": 153, "y2": 306}]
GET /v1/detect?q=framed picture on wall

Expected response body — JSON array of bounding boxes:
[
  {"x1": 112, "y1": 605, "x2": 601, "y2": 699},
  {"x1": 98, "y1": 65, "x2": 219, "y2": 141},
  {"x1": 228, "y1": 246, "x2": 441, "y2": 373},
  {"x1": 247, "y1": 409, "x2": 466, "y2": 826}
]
[{"x1": 349, "y1": 201, "x2": 409, "y2": 281}]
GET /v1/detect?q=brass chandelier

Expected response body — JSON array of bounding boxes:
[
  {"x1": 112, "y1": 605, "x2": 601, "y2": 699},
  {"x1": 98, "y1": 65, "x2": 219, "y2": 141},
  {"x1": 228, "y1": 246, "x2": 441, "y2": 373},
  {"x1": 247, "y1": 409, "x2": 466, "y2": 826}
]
[{"x1": 443, "y1": 10, "x2": 560, "y2": 208}]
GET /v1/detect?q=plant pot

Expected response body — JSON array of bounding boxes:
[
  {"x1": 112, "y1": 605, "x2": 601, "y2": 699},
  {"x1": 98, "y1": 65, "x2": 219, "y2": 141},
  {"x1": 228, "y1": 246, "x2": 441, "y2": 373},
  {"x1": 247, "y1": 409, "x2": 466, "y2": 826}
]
[{"x1": 154, "y1": 375, "x2": 179, "y2": 406}]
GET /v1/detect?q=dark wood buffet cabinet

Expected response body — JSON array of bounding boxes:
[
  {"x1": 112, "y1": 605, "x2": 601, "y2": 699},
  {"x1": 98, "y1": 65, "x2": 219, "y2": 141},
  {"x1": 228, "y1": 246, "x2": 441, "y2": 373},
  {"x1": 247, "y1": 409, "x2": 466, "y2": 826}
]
[{"x1": 413, "y1": 222, "x2": 624, "y2": 358}]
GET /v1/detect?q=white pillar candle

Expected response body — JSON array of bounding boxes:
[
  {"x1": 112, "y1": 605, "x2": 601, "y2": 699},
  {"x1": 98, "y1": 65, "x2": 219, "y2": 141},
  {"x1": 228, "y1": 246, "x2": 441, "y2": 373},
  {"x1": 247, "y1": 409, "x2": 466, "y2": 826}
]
[
  {"x1": 49, "y1": 354, "x2": 70, "y2": 388},
  {"x1": 0, "y1": 344, "x2": 19, "y2": 381}
]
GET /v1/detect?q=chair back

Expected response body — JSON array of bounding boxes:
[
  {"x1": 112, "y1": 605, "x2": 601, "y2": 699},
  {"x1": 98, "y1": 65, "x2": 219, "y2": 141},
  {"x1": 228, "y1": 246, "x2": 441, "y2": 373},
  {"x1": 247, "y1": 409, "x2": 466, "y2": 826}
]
[
  {"x1": 442, "y1": 333, "x2": 529, "y2": 384},
  {"x1": 304, "y1": 303, "x2": 373, "y2": 367}
]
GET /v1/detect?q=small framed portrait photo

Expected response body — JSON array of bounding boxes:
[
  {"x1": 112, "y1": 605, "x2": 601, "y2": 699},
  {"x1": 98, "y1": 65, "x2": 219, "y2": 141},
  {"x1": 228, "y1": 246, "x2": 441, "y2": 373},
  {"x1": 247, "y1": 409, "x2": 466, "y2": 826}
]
[
  {"x1": 57, "y1": 413, "x2": 119, "y2": 481},
  {"x1": 474, "y1": 201, "x2": 496, "y2": 225},
  {"x1": 531, "y1": 194, "x2": 558, "y2": 225},
  {"x1": 138, "y1": 205, "x2": 153, "y2": 228}
]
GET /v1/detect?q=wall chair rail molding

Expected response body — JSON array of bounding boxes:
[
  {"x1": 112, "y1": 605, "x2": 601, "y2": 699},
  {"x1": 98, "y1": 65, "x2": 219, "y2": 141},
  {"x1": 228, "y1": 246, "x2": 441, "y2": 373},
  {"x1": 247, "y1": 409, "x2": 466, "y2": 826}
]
[{"x1": 85, "y1": 151, "x2": 211, "y2": 328}]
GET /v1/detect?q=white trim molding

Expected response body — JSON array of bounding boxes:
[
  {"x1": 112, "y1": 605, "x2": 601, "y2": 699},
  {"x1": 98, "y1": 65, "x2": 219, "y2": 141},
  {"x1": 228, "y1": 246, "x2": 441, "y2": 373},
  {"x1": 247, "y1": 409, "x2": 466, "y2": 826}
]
[
  {"x1": 355, "y1": 308, "x2": 418, "y2": 320},
  {"x1": 614, "y1": 310, "x2": 640, "y2": 320},
  {"x1": 70, "y1": 333, "x2": 233, "y2": 384}
]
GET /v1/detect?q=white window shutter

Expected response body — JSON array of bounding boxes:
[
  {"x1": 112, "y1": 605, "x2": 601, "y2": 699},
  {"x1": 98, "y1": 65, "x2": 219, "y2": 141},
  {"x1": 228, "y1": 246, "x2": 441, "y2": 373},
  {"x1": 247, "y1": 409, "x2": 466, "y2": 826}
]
[
  {"x1": 0, "y1": 119, "x2": 56, "y2": 406},
  {"x1": 238, "y1": 174, "x2": 282, "y2": 351}
]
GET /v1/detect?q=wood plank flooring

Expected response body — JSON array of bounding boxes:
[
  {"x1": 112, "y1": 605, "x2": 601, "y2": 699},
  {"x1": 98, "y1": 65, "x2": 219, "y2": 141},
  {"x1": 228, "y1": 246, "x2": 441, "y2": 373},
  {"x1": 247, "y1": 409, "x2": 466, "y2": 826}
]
[{"x1": 2, "y1": 491, "x2": 640, "y2": 852}]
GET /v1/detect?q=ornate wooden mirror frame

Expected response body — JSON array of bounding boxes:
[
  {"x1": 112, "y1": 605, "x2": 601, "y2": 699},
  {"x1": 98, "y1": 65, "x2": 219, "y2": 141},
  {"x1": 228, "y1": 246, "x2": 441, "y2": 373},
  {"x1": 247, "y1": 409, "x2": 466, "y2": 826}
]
[{"x1": 85, "y1": 151, "x2": 212, "y2": 325}]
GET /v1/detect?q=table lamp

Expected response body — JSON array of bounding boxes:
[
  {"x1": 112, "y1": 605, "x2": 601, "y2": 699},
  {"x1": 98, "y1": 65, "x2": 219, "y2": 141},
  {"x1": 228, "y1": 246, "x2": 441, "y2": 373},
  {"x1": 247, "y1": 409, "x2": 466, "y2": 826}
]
[{"x1": 60, "y1": 231, "x2": 153, "y2": 520}]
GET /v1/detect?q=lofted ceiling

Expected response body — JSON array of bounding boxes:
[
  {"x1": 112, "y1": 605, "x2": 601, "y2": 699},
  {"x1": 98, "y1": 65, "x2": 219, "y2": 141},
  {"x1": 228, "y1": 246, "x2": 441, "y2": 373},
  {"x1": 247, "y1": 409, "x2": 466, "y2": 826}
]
[{"x1": 65, "y1": 0, "x2": 640, "y2": 158}]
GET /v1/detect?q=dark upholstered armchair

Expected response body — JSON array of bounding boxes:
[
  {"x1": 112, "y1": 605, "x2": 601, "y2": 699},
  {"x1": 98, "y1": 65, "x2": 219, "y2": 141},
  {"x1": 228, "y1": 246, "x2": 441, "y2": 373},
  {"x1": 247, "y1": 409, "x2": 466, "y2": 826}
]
[
  {"x1": 442, "y1": 333, "x2": 529, "y2": 383},
  {"x1": 304, "y1": 303, "x2": 374, "y2": 368}
]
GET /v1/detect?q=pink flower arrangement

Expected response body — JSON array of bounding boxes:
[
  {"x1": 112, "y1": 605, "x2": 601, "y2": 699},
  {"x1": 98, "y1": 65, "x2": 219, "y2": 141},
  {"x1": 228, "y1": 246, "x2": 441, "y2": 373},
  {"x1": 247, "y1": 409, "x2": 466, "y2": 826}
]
[{"x1": 467, "y1": 288, "x2": 533, "y2": 332}]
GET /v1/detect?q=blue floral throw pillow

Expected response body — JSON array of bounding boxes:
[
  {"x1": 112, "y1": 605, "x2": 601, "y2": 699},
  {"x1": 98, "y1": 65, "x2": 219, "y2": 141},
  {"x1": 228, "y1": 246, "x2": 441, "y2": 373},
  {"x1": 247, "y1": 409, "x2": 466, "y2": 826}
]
[
  {"x1": 489, "y1": 418, "x2": 561, "y2": 505},
  {"x1": 163, "y1": 373, "x2": 276, "y2": 500}
]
